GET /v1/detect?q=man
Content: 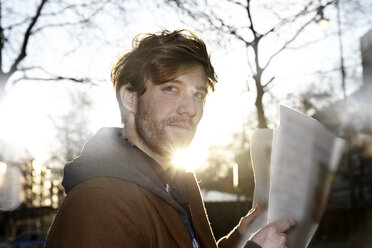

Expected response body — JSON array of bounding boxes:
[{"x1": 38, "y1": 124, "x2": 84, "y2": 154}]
[{"x1": 46, "y1": 30, "x2": 295, "y2": 248}]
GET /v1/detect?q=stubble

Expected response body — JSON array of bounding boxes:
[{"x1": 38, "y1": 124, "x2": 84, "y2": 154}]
[{"x1": 135, "y1": 99, "x2": 195, "y2": 157}]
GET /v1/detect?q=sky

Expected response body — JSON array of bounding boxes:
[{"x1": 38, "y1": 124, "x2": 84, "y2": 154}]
[{"x1": 0, "y1": 0, "x2": 371, "y2": 171}]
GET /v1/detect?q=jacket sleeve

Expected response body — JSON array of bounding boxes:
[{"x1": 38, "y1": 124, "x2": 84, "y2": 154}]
[
  {"x1": 45, "y1": 179, "x2": 148, "y2": 248},
  {"x1": 217, "y1": 228, "x2": 262, "y2": 248}
]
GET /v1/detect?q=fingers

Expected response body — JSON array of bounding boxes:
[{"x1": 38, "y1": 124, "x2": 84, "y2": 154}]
[
  {"x1": 271, "y1": 217, "x2": 296, "y2": 233},
  {"x1": 248, "y1": 204, "x2": 262, "y2": 218},
  {"x1": 242, "y1": 204, "x2": 262, "y2": 225},
  {"x1": 237, "y1": 204, "x2": 262, "y2": 235},
  {"x1": 248, "y1": 203, "x2": 261, "y2": 215},
  {"x1": 250, "y1": 218, "x2": 295, "y2": 248}
]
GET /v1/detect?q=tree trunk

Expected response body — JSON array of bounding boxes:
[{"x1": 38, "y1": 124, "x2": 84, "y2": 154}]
[
  {"x1": 254, "y1": 73, "x2": 267, "y2": 129},
  {"x1": 252, "y1": 38, "x2": 268, "y2": 129}
]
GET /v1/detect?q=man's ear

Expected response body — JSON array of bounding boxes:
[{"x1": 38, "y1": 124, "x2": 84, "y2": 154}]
[{"x1": 119, "y1": 84, "x2": 138, "y2": 114}]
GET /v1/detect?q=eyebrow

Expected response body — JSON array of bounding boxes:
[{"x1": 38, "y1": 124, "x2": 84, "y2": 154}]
[
  {"x1": 197, "y1": 86, "x2": 208, "y2": 94},
  {"x1": 169, "y1": 79, "x2": 208, "y2": 93}
]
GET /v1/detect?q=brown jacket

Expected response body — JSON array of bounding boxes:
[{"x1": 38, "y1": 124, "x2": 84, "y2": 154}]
[
  {"x1": 46, "y1": 175, "x2": 240, "y2": 248},
  {"x1": 45, "y1": 128, "x2": 242, "y2": 247}
]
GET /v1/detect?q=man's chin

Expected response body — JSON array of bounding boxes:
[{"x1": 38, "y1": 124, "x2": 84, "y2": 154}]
[
  {"x1": 156, "y1": 143, "x2": 188, "y2": 159},
  {"x1": 168, "y1": 130, "x2": 194, "y2": 146},
  {"x1": 168, "y1": 124, "x2": 195, "y2": 136},
  {"x1": 163, "y1": 135, "x2": 193, "y2": 154}
]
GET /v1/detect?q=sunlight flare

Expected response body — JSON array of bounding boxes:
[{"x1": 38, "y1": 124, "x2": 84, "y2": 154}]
[{"x1": 172, "y1": 148, "x2": 205, "y2": 172}]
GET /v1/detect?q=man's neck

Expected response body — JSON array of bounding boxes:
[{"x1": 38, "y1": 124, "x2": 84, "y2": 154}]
[{"x1": 122, "y1": 127, "x2": 173, "y2": 169}]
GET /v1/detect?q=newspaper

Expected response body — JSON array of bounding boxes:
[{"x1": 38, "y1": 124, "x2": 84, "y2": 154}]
[{"x1": 242, "y1": 105, "x2": 346, "y2": 248}]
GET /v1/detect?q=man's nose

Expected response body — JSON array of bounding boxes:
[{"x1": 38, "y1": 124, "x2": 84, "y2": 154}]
[{"x1": 177, "y1": 92, "x2": 196, "y2": 117}]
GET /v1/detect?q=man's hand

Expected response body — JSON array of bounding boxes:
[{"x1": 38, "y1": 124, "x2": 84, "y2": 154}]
[
  {"x1": 251, "y1": 218, "x2": 296, "y2": 248},
  {"x1": 237, "y1": 204, "x2": 262, "y2": 235}
]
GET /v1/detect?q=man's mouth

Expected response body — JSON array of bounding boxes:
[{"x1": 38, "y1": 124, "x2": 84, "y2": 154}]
[{"x1": 167, "y1": 122, "x2": 193, "y2": 132}]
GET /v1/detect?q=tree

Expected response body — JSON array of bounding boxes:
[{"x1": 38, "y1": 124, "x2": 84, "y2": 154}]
[
  {"x1": 47, "y1": 89, "x2": 93, "y2": 174},
  {"x1": 0, "y1": 0, "x2": 144, "y2": 105},
  {"x1": 166, "y1": 0, "x2": 371, "y2": 128}
]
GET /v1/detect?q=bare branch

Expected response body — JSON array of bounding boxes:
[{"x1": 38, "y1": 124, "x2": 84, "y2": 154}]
[
  {"x1": 280, "y1": 1, "x2": 315, "y2": 25},
  {"x1": 246, "y1": 0, "x2": 258, "y2": 39},
  {"x1": 262, "y1": 27, "x2": 275, "y2": 37},
  {"x1": 4, "y1": 4, "x2": 93, "y2": 33},
  {"x1": 263, "y1": 76, "x2": 275, "y2": 88},
  {"x1": 262, "y1": 14, "x2": 318, "y2": 70},
  {"x1": 168, "y1": 0, "x2": 253, "y2": 46},
  {"x1": 25, "y1": 77, "x2": 88, "y2": 83},
  {"x1": 41, "y1": 3, "x2": 92, "y2": 17},
  {"x1": 27, "y1": 76, "x2": 92, "y2": 83},
  {"x1": 3, "y1": 17, "x2": 34, "y2": 31},
  {"x1": 14, "y1": 66, "x2": 103, "y2": 85},
  {"x1": 268, "y1": 1, "x2": 326, "y2": 36},
  {"x1": 31, "y1": 20, "x2": 90, "y2": 34},
  {"x1": 11, "y1": 75, "x2": 100, "y2": 86},
  {"x1": 32, "y1": 0, "x2": 112, "y2": 34},
  {"x1": 3, "y1": 1, "x2": 109, "y2": 32},
  {"x1": 261, "y1": 0, "x2": 337, "y2": 70},
  {"x1": 18, "y1": 65, "x2": 45, "y2": 71},
  {"x1": 8, "y1": 0, "x2": 48, "y2": 77},
  {"x1": 287, "y1": 33, "x2": 337, "y2": 50},
  {"x1": 208, "y1": 11, "x2": 252, "y2": 46},
  {"x1": 262, "y1": 3, "x2": 282, "y2": 21},
  {"x1": 228, "y1": 0, "x2": 245, "y2": 8}
]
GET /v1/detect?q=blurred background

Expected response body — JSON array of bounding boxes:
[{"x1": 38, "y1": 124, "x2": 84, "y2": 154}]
[{"x1": 0, "y1": 0, "x2": 371, "y2": 247}]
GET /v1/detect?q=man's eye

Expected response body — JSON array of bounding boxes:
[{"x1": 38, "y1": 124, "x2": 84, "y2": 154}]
[
  {"x1": 164, "y1": 86, "x2": 177, "y2": 92},
  {"x1": 195, "y1": 92, "x2": 205, "y2": 100}
]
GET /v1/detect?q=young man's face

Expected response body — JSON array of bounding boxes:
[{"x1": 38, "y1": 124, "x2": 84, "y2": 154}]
[{"x1": 135, "y1": 65, "x2": 207, "y2": 157}]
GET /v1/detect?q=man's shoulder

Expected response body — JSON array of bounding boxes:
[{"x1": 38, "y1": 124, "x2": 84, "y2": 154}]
[
  {"x1": 70, "y1": 176, "x2": 136, "y2": 189},
  {"x1": 66, "y1": 177, "x2": 146, "y2": 206},
  {"x1": 46, "y1": 177, "x2": 155, "y2": 247}
]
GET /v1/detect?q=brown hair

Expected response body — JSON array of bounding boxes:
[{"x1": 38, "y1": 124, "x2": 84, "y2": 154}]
[{"x1": 111, "y1": 29, "x2": 217, "y2": 123}]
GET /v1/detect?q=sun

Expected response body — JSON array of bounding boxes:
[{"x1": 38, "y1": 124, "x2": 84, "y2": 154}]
[
  {"x1": 172, "y1": 150, "x2": 197, "y2": 172},
  {"x1": 0, "y1": 82, "x2": 56, "y2": 163},
  {"x1": 172, "y1": 146, "x2": 207, "y2": 172}
]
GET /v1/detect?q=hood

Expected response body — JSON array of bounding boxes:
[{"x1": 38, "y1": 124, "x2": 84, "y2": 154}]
[{"x1": 62, "y1": 127, "x2": 188, "y2": 215}]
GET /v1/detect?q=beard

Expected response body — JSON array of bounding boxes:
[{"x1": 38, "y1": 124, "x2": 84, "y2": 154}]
[{"x1": 135, "y1": 99, "x2": 196, "y2": 157}]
